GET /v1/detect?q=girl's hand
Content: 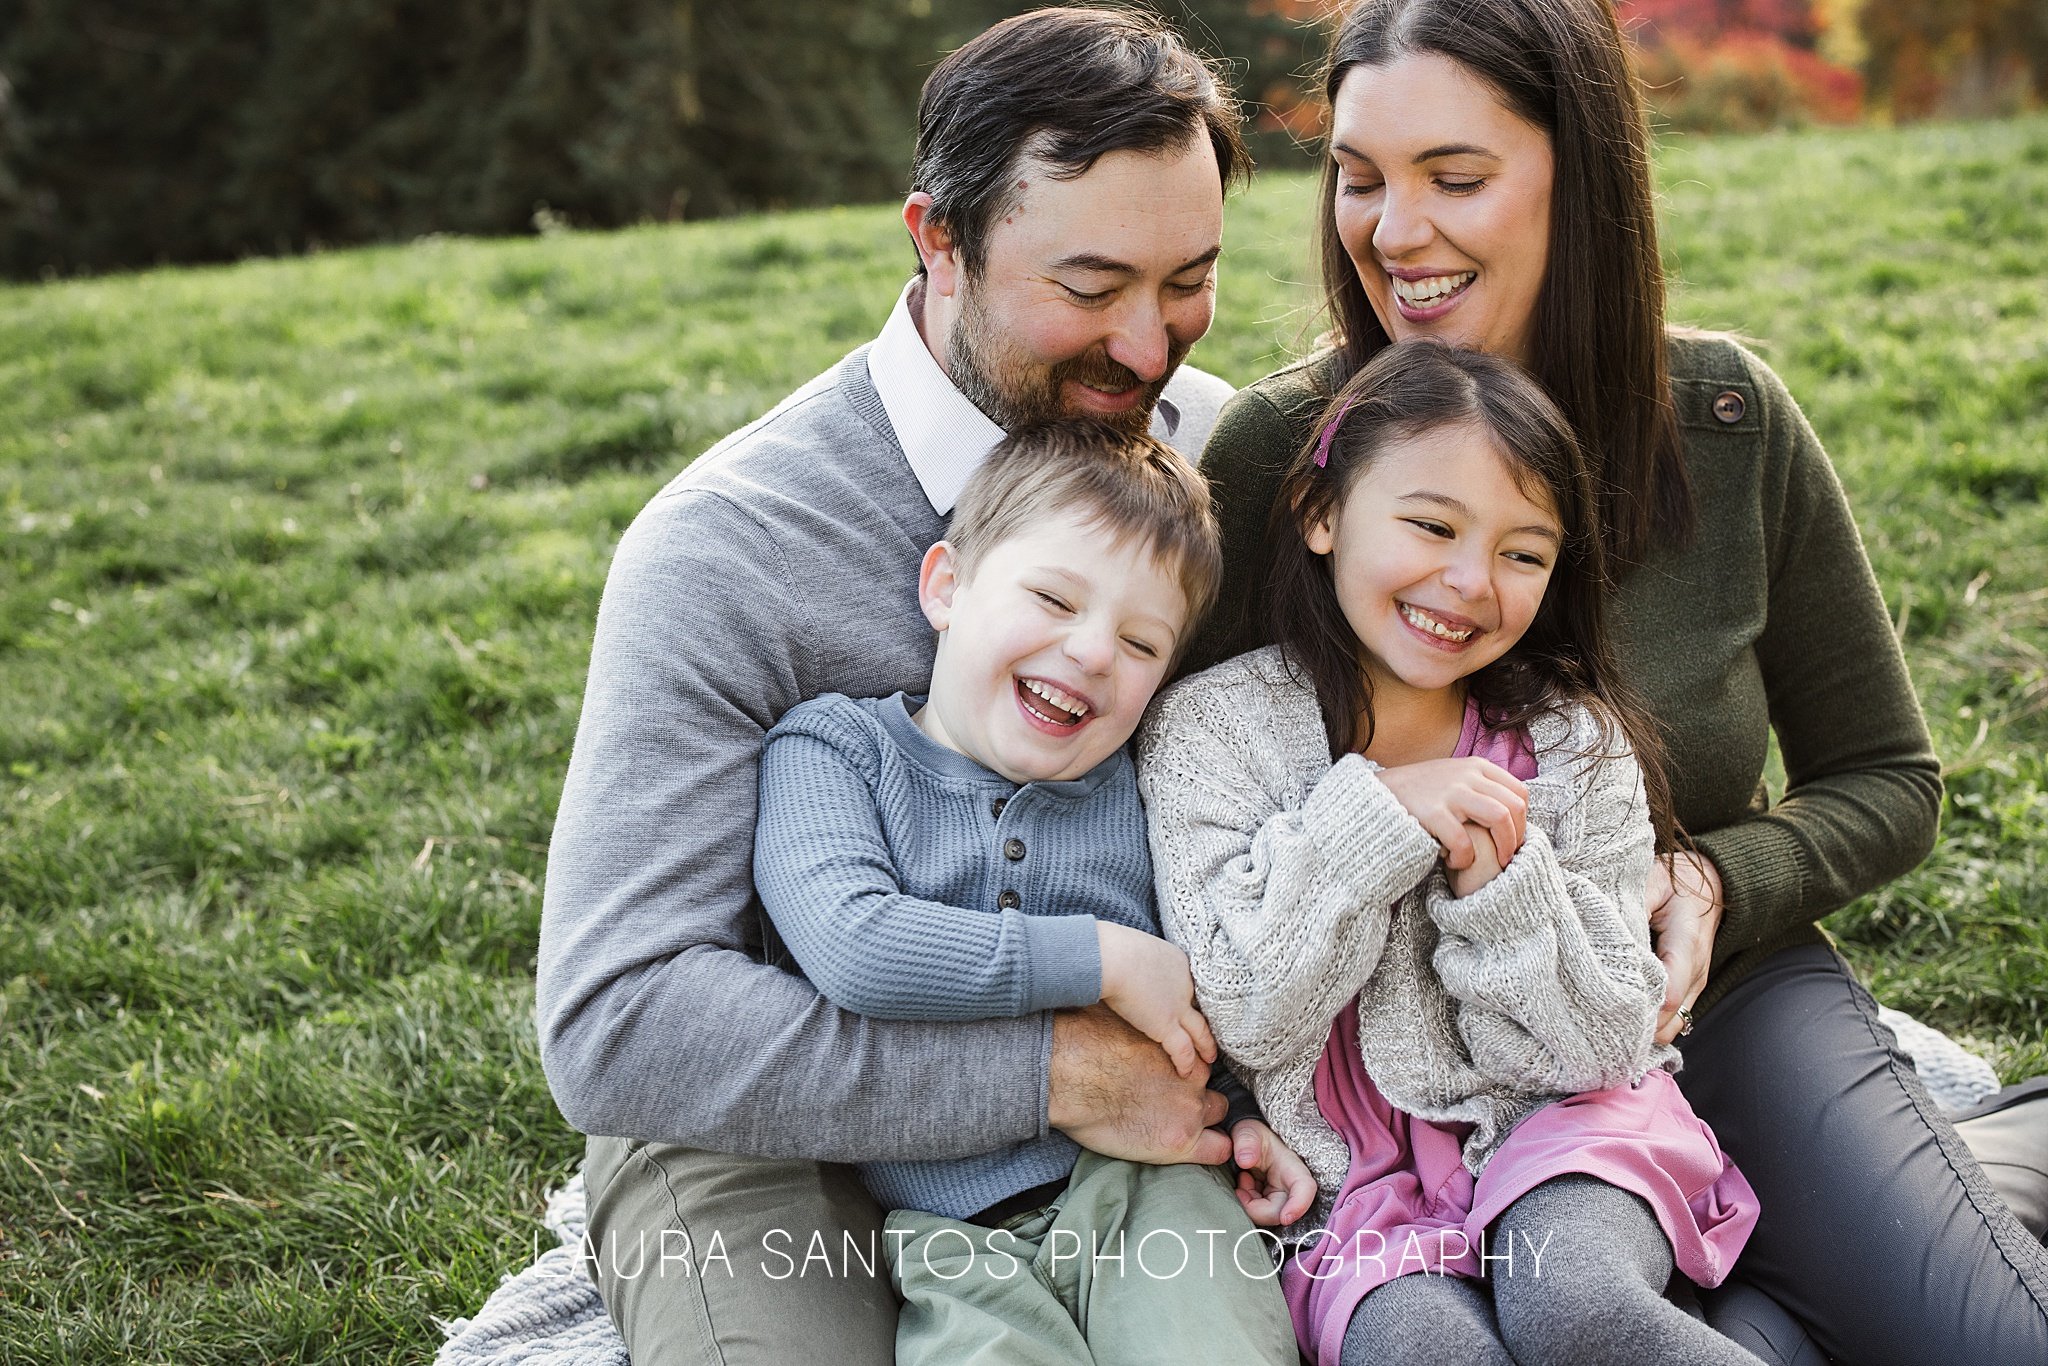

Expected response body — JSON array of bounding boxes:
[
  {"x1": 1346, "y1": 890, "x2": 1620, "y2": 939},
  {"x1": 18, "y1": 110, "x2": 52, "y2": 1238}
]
[
  {"x1": 1378, "y1": 757, "x2": 1529, "y2": 871},
  {"x1": 1446, "y1": 820, "x2": 1505, "y2": 897},
  {"x1": 1096, "y1": 922, "x2": 1218, "y2": 1079},
  {"x1": 1230, "y1": 1119, "x2": 1318, "y2": 1227},
  {"x1": 1648, "y1": 851, "x2": 1724, "y2": 1044}
]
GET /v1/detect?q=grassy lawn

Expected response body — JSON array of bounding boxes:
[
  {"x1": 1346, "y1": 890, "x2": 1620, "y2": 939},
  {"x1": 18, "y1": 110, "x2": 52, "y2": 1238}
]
[{"x1": 3, "y1": 113, "x2": 2045, "y2": 1361}]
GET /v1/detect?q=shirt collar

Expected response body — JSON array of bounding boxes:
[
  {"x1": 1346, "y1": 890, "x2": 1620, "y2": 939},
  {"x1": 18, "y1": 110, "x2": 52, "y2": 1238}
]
[{"x1": 867, "y1": 280, "x2": 1183, "y2": 516}]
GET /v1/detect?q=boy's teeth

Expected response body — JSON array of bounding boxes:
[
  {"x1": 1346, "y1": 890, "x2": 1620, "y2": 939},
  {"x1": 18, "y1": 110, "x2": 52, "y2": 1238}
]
[
  {"x1": 1390, "y1": 271, "x2": 1475, "y2": 305},
  {"x1": 1024, "y1": 679, "x2": 1089, "y2": 720},
  {"x1": 1400, "y1": 603, "x2": 1473, "y2": 641}
]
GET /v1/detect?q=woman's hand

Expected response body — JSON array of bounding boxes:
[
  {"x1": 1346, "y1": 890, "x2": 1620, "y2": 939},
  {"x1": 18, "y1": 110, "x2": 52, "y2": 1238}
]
[
  {"x1": 1229, "y1": 1119, "x2": 1318, "y2": 1227},
  {"x1": 1378, "y1": 757, "x2": 1529, "y2": 871},
  {"x1": 1096, "y1": 922, "x2": 1218, "y2": 1079},
  {"x1": 1648, "y1": 851, "x2": 1724, "y2": 1044}
]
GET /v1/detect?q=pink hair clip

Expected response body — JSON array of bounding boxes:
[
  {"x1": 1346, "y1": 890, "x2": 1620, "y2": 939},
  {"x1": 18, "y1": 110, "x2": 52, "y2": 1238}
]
[{"x1": 1312, "y1": 396, "x2": 1357, "y2": 469}]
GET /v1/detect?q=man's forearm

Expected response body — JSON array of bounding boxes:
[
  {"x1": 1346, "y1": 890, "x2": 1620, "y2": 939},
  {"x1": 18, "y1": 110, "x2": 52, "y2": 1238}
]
[{"x1": 538, "y1": 929, "x2": 1051, "y2": 1158}]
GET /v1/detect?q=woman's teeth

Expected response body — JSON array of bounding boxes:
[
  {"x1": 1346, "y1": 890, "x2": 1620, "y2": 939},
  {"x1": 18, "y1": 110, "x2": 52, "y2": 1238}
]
[
  {"x1": 1022, "y1": 678, "x2": 1089, "y2": 723},
  {"x1": 1399, "y1": 603, "x2": 1474, "y2": 642},
  {"x1": 1390, "y1": 271, "x2": 1475, "y2": 306}
]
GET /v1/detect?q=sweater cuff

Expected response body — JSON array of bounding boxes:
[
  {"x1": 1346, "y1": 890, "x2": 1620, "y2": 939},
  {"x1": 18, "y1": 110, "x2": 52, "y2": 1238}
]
[
  {"x1": 1307, "y1": 755, "x2": 1442, "y2": 894},
  {"x1": 1692, "y1": 820, "x2": 1807, "y2": 969},
  {"x1": 1428, "y1": 827, "x2": 1567, "y2": 939},
  {"x1": 1019, "y1": 914, "x2": 1104, "y2": 1013}
]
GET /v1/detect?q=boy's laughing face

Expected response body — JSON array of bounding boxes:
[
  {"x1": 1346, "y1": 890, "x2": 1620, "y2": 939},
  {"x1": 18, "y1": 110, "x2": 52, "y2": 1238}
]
[{"x1": 915, "y1": 509, "x2": 1188, "y2": 784}]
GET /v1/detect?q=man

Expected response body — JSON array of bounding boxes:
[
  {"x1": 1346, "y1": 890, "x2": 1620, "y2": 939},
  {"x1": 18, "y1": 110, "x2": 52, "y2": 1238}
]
[{"x1": 535, "y1": 11, "x2": 1257, "y2": 1363}]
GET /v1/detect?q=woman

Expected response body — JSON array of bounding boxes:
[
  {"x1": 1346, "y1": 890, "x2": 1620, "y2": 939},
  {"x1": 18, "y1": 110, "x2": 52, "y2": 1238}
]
[{"x1": 1190, "y1": 0, "x2": 2048, "y2": 1360}]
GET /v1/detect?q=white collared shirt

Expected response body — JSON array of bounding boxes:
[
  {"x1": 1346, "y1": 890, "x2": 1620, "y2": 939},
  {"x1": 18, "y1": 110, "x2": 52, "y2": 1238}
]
[{"x1": 866, "y1": 281, "x2": 1183, "y2": 516}]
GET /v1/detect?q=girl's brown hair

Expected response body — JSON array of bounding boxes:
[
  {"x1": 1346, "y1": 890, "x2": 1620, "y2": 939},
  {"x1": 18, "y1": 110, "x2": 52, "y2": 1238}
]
[
  {"x1": 1268, "y1": 341, "x2": 1677, "y2": 849},
  {"x1": 1315, "y1": 0, "x2": 1694, "y2": 566}
]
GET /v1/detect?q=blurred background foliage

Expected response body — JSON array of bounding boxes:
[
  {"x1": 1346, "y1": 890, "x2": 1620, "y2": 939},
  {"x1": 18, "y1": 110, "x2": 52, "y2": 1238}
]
[{"x1": 0, "y1": 0, "x2": 2041, "y2": 279}]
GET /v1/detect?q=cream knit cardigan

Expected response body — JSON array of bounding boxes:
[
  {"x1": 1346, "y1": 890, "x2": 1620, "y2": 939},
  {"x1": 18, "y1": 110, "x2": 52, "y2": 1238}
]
[{"x1": 1136, "y1": 647, "x2": 1673, "y2": 1233}]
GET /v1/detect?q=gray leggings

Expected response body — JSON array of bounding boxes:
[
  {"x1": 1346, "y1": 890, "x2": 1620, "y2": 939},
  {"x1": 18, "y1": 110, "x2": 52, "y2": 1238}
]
[{"x1": 1338, "y1": 1176, "x2": 1770, "y2": 1366}]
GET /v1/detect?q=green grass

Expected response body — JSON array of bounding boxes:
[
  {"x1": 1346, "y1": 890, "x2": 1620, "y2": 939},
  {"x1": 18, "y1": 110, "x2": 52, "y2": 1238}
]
[{"x1": 3, "y1": 114, "x2": 2045, "y2": 1360}]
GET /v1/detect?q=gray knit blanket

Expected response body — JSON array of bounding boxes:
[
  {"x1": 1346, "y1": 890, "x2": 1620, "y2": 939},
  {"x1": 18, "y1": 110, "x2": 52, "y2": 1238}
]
[{"x1": 435, "y1": 1006, "x2": 1998, "y2": 1365}]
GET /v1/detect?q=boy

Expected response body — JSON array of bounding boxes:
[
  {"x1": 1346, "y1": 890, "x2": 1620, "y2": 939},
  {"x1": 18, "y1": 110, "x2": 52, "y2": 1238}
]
[{"x1": 752, "y1": 421, "x2": 1307, "y2": 1365}]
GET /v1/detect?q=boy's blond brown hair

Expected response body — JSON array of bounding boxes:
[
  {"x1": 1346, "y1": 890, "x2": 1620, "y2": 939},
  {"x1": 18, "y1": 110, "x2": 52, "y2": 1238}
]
[{"x1": 947, "y1": 419, "x2": 1223, "y2": 661}]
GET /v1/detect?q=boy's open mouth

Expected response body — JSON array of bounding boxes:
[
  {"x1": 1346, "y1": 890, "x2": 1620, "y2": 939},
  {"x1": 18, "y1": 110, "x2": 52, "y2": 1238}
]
[{"x1": 1017, "y1": 677, "x2": 1090, "y2": 727}]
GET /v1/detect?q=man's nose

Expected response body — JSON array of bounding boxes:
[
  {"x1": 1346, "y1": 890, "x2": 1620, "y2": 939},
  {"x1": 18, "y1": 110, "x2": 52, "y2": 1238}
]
[{"x1": 1104, "y1": 298, "x2": 1170, "y2": 383}]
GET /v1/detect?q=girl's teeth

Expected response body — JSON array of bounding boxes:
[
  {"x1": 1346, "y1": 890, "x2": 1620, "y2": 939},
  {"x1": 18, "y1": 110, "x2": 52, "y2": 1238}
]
[
  {"x1": 1400, "y1": 604, "x2": 1473, "y2": 641},
  {"x1": 1391, "y1": 271, "x2": 1475, "y2": 305}
]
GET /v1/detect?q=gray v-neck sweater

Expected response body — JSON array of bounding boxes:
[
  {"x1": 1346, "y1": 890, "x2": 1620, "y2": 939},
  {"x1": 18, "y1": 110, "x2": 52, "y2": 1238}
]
[{"x1": 536, "y1": 344, "x2": 1231, "y2": 1157}]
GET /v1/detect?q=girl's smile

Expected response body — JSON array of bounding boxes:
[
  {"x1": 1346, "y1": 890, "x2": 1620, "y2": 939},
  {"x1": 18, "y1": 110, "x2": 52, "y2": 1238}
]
[{"x1": 1306, "y1": 419, "x2": 1561, "y2": 707}]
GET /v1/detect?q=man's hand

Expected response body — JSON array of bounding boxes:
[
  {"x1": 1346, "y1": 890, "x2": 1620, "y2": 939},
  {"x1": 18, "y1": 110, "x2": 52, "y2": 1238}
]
[
  {"x1": 1096, "y1": 922, "x2": 1218, "y2": 1079},
  {"x1": 1230, "y1": 1119, "x2": 1317, "y2": 1227},
  {"x1": 1048, "y1": 1005, "x2": 1231, "y2": 1165},
  {"x1": 1649, "y1": 850, "x2": 1724, "y2": 1045}
]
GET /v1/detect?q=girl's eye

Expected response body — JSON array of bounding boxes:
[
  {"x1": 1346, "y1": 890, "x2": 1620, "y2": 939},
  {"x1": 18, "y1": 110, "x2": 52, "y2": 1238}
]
[
  {"x1": 1340, "y1": 180, "x2": 1383, "y2": 198},
  {"x1": 1124, "y1": 638, "x2": 1161, "y2": 660},
  {"x1": 1034, "y1": 591, "x2": 1073, "y2": 612},
  {"x1": 1439, "y1": 177, "x2": 1486, "y2": 194},
  {"x1": 1404, "y1": 518, "x2": 1453, "y2": 538},
  {"x1": 1504, "y1": 551, "x2": 1550, "y2": 568}
]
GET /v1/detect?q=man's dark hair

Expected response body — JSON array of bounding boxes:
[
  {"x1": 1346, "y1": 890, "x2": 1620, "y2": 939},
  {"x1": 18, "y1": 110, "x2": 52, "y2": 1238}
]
[{"x1": 911, "y1": 6, "x2": 1249, "y2": 278}]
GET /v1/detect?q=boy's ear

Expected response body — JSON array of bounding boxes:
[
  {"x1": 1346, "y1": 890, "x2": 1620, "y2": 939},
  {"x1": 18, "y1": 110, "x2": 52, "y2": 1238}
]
[
  {"x1": 902, "y1": 193, "x2": 961, "y2": 300},
  {"x1": 918, "y1": 541, "x2": 961, "y2": 631}
]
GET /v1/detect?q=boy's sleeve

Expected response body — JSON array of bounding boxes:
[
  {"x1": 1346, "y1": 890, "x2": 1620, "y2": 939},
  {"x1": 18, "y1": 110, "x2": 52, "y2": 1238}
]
[{"x1": 754, "y1": 714, "x2": 1103, "y2": 1020}]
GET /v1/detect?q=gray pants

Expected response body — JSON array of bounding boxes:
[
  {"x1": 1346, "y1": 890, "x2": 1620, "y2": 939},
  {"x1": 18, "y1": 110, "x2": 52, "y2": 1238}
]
[{"x1": 1677, "y1": 944, "x2": 2048, "y2": 1363}]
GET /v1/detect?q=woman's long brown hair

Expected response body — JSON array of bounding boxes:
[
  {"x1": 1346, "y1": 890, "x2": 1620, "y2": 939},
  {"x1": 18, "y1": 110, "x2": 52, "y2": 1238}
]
[{"x1": 1315, "y1": 0, "x2": 1694, "y2": 567}]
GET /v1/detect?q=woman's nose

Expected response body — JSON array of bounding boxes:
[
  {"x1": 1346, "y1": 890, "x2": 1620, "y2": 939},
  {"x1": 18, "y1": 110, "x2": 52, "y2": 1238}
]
[{"x1": 1372, "y1": 183, "x2": 1433, "y2": 261}]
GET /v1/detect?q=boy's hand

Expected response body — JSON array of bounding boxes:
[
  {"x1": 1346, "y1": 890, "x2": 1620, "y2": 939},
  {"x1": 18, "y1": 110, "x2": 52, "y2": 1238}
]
[
  {"x1": 1096, "y1": 922, "x2": 1217, "y2": 1079},
  {"x1": 1230, "y1": 1119, "x2": 1317, "y2": 1227},
  {"x1": 1447, "y1": 819, "x2": 1506, "y2": 897},
  {"x1": 1378, "y1": 757, "x2": 1528, "y2": 872}
]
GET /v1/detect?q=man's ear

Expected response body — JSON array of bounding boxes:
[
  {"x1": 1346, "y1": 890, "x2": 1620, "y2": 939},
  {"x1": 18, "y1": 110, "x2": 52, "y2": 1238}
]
[
  {"x1": 903, "y1": 193, "x2": 962, "y2": 300},
  {"x1": 918, "y1": 540, "x2": 961, "y2": 631}
]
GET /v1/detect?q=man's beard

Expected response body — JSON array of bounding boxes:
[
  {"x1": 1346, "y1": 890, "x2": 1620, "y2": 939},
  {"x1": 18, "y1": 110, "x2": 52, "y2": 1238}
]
[{"x1": 947, "y1": 280, "x2": 1186, "y2": 435}]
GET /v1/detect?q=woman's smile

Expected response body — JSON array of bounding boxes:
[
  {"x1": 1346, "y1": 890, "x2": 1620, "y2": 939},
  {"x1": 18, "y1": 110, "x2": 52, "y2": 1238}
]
[{"x1": 1330, "y1": 52, "x2": 1555, "y2": 365}]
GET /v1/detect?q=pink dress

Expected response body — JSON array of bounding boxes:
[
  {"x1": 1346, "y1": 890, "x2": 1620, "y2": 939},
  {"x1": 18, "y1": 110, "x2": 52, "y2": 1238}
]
[{"x1": 1280, "y1": 700, "x2": 1760, "y2": 1366}]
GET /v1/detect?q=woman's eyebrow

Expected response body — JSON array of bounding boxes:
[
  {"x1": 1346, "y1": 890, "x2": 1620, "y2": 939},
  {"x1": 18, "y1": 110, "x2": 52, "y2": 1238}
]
[{"x1": 1413, "y1": 142, "x2": 1499, "y2": 162}]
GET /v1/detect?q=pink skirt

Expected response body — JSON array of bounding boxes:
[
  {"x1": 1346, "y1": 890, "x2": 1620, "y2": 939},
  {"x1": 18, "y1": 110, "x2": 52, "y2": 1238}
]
[{"x1": 1281, "y1": 1000, "x2": 1760, "y2": 1366}]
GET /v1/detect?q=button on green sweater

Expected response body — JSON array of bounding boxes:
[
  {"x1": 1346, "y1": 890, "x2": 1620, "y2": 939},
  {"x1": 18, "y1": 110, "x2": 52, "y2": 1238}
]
[{"x1": 1186, "y1": 333, "x2": 1942, "y2": 1014}]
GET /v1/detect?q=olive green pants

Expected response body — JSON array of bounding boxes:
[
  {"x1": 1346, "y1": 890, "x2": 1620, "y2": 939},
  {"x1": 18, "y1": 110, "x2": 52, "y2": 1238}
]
[{"x1": 887, "y1": 1150, "x2": 1299, "y2": 1366}]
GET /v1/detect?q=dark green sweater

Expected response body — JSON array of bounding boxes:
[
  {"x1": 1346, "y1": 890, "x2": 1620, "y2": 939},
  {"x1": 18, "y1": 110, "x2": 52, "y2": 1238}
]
[{"x1": 1189, "y1": 334, "x2": 1942, "y2": 1014}]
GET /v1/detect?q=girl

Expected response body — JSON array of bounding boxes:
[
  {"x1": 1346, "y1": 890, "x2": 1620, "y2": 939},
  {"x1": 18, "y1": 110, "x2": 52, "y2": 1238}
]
[{"x1": 1138, "y1": 340, "x2": 1763, "y2": 1366}]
